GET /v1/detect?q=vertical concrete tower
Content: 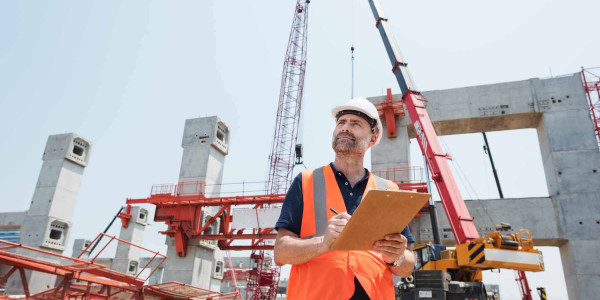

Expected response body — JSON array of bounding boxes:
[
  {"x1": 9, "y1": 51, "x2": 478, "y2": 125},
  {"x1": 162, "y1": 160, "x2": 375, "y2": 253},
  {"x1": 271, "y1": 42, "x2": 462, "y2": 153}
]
[
  {"x1": 112, "y1": 206, "x2": 148, "y2": 275},
  {"x1": 71, "y1": 238, "x2": 92, "y2": 259},
  {"x1": 162, "y1": 116, "x2": 229, "y2": 291},
  {"x1": 368, "y1": 94, "x2": 412, "y2": 183},
  {"x1": 7, "y1": 133, "x2": 91, "y2": 294}
]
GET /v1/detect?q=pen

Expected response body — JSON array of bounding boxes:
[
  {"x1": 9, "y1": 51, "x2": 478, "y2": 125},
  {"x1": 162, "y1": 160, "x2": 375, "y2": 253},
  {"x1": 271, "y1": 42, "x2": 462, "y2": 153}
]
[{"x1": 330, "y1": 208, "x2": 340, "y2": 215}]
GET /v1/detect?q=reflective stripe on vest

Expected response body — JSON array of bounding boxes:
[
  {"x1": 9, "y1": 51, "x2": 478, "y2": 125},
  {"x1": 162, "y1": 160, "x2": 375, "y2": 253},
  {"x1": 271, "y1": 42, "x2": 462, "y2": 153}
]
[
  {"x1": 288, "y1": 165, "x2": 397, "y2": 300},
  {"x1": 303, "y1": 166, "x2": 390, "y2": 239}
]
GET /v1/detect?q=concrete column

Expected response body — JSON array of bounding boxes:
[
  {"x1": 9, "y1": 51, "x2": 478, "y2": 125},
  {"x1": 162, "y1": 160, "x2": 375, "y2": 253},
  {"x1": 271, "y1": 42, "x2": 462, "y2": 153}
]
[
  {"x1": 71, "y1": 239, "x2": 91, "y2": 259},
  {"x1": 112, "y1": 206, "x2": 148, "y2": 275},
  {"x1": 6, "y1": 133, "x2": 91, "y2": 295},
  {"x1": 162, "y1": 116, "x2": 228, "y2": 292},
  {"x1": 533, "y1": 75, "x2": 600, "y2": 300},
  {"x1": 367, "y1": 94, "x2": 412, "y2": 181}
]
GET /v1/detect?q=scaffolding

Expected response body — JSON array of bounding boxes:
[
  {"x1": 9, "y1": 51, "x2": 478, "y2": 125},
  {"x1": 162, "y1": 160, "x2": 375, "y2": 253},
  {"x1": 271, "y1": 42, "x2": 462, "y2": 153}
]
[
  {"x1": 582, "y1": 67, "x2": 600, "y2": 149},
  {"x1": 0, "y1": 234, "x2": 238, "y2": 299}
]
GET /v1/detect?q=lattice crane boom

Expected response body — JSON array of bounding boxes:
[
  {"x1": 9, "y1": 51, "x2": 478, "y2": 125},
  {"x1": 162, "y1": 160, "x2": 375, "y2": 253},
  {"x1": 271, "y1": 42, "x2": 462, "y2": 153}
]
[{"x1": 266, "y1": 0, "x2": 310, "y2": 195}]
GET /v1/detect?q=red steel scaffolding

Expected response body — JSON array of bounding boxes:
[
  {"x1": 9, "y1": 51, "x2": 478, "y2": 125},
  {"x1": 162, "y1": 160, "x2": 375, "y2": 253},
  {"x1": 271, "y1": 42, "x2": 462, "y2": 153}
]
[
  {"x1": 0, "y1": 233, "x2": 238, "y2": 300},
  {"x1": 582, "y1": 67, "x2": 600, "y2": 148}
]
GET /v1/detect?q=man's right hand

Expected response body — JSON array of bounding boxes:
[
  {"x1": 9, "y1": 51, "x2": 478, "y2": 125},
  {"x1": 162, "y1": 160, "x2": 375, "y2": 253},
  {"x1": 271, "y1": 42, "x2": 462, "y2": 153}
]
[{"x1": 321, "y1": 212, "x2": 351, "y2": 251}]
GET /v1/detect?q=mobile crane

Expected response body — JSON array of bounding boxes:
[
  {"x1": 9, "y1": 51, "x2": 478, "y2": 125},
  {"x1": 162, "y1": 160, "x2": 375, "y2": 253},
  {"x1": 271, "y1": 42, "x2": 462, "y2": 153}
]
[{"x1": 366, "y1": 0, "x2": 544, "y2": 298}]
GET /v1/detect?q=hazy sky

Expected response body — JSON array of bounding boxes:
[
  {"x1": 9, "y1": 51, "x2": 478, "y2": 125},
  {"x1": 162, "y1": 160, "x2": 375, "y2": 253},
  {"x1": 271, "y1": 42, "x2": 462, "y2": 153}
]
[{"x1": 2, "y1": 0, "x2": 598, "y2": 299}]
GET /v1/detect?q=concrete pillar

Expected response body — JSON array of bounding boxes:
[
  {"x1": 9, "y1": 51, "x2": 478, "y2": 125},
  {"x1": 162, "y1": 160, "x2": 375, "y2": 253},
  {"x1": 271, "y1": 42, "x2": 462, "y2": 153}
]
[
  {"x1": 6, "y1": 133, "x2": 91, "y2": 295},
  {"x1": 71, "y1": 238, "x2": 92, "y2": 259},
  {"x1": 367, "y1": 94, "x2": 412, "y2": 182},
  {"x1": 533, "y1": 75, "x2": 600, "y2": 300},
  {"x1": 112, "y1": 206, "x2": 148, "y2": 275},
  {"x1": 162, "y1": 116, "x2": 228, "y2": 292}
]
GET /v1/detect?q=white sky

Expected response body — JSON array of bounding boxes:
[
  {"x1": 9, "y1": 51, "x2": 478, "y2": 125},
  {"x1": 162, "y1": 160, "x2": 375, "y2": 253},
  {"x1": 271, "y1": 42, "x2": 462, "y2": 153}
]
[{"x1": 2, "y1": 0, "x2": 598, "y2": 299}]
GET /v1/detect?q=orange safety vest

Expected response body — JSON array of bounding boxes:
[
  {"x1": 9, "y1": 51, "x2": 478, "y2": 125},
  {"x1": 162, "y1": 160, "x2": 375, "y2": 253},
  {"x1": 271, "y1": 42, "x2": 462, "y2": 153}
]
[{"x1": 286, "y1": 164, "x2": 399, "y2": 300}]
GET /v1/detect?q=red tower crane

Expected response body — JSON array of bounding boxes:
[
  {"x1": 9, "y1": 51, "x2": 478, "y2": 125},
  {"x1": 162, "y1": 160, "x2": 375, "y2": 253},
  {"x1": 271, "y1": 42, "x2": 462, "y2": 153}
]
[{"x1": 265, "y1": 0, "x2": 310, "y2": 196}]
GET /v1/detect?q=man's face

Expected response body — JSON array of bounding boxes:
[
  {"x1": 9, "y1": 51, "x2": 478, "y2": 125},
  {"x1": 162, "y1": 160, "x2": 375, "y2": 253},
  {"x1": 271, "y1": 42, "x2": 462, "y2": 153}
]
[{"x1": 331, "y1": 113, "x2": 376, "y2": 155}]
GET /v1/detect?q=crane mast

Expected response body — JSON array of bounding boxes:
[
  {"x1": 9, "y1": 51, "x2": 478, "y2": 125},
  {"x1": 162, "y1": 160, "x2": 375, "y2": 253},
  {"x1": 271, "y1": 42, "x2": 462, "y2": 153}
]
[
  {"x1": 266, "y1": 0, "x2": 310, "y2": 195},
  {"x1": 367, "y1": 0, "x2": 479, "y2": 244},
  {"x1": 367, "y1": 2, "x2": 544, "y2": 299}
]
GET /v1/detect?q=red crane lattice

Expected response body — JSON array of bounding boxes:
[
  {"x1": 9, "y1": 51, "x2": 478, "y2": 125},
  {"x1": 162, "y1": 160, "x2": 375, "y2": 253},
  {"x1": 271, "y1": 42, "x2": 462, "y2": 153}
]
[
  {"x1": 582, "y1": 67, "x2": 600, "y2": 149},
  {"x1": 266, "y1": 0, "x2": 310, "y2": 195}
]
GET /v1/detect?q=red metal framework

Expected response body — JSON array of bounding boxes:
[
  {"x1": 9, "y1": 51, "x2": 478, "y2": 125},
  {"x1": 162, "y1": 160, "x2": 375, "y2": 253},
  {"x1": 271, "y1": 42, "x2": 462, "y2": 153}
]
[
  {"x1": 126, "y1": 181, "x2": 285, "y2": 256},
  {"x1": 582, "y1": 67, "x2": 600, "y2": 148},
  {"x1": 515, "y1": 270, "x2": 533, "y2": 300},
  {"x1": 374, "y1": 88, "x2": 405, "y2": 138},
  {"x1": 266, "y1": 0, "x2": 310, "y2": 195},
  {"x1": 245, "y1": 253, "x2": 279, "y2": 300},
  {"x1": 0, "y1": 234, "x2": 238, "y2": 299},
  {"x1": 372, "y1": 165, "x2": 428, "y2": 193}
]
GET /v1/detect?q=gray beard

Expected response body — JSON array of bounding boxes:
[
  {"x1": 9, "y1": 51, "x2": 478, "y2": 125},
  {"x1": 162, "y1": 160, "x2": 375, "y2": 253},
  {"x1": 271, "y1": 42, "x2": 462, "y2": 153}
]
[{"x1": 332, "y1": 138, "x2": 365, "y2": 156}]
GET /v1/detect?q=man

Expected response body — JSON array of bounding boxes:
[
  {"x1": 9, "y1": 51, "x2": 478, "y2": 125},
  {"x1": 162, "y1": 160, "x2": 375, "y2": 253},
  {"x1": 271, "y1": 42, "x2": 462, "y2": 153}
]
[{"x1": 274, "y1": 97, "x2": 416, "y2": 300}]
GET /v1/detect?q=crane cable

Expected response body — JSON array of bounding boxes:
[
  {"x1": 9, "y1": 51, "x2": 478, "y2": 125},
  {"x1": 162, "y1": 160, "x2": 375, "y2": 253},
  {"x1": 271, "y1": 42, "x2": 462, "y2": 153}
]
[{"x1": 351, "y1": 0, "x2": 356, "y2": 98}]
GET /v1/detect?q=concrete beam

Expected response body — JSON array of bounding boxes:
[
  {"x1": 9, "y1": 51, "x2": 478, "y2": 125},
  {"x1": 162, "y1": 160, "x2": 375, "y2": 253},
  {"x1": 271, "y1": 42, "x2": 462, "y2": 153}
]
[
  {"x1": 370, "y1": 73, "x2": 600, "y2": 299},
  {"x1": 409, "y1": 197, "x2": 565, "y2": 247}
]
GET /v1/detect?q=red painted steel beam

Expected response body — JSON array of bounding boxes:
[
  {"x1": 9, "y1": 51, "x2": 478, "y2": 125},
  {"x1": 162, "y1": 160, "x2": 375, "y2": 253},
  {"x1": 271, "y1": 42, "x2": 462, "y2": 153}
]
[
  {"x1": 127, "y1": 194, "x2": 285, "y2": 206},
  {"x1": 189, "y1": 233, "x2": 277, "y2": 240},
  {"x1": 403, "y1": 91, "x2": 479, "y2": 243},
  {"x1": 197, "y1": 206, "x2": 227, "y2": 234},
  {"x1": 0, "y1": 266, "x2": 17, "y2": 287},
  {"x1": 374, "y1": 88, "x2": 405, "y2": 138},
  {"x1": 18, "y1": 267, "x2": 30, "y2": 297}
]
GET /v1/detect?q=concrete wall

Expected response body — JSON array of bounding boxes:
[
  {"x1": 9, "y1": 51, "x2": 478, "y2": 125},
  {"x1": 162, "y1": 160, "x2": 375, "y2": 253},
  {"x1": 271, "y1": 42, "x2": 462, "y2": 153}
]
[
  {"x1": 370, "y1": 73, "x2": 600, "y2": 299},
  {"x1": 0, "y1": 212, "x2": 27, "y2": 227}
]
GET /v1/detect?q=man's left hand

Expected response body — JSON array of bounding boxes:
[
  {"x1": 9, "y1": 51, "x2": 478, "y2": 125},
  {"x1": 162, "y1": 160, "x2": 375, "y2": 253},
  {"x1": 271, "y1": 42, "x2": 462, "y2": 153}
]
[{"x1": 372, "y1": 233, "x2": 407, "y2": 264}]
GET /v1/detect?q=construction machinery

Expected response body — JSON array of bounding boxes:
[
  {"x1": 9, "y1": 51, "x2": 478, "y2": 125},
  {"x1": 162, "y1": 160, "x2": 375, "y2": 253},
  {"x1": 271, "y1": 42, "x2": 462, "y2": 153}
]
[{"x1": 365, "y1": 0, "x2": 544, "y2": 298}]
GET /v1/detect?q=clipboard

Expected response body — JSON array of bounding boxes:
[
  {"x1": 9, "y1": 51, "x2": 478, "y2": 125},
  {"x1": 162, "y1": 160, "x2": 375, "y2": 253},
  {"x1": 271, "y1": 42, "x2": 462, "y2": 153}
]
[{"x1": 331, "y1": 189, "x2": 431, "y2": 251}]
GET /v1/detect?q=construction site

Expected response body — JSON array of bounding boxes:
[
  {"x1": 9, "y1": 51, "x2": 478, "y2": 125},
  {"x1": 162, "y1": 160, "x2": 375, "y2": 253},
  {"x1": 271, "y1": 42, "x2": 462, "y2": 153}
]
[{"x1": 0, "y1": 0, "x2": 599, "y2": 299}]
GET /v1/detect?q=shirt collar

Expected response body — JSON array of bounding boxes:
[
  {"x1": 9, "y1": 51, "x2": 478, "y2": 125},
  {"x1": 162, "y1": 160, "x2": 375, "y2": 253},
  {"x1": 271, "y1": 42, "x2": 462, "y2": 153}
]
[{"x1": 329, "y1": 162, "x2": 370, "y2": 183}]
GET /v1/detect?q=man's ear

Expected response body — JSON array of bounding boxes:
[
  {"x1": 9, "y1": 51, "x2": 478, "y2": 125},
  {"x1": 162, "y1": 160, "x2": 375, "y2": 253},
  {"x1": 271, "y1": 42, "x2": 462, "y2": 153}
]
[{"x1": 368, "y1": 133, "x2": 377, "y2": 147}]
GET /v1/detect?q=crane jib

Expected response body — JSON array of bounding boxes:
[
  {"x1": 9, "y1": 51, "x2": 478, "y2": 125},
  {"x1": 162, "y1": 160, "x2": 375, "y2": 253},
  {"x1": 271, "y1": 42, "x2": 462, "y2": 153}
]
[
  {"x1": 367, "y1": 0, "x2": 479, "y2": 244},
  {"x1": 368, "y1": 0, "x2": 417, "y2": 94}
]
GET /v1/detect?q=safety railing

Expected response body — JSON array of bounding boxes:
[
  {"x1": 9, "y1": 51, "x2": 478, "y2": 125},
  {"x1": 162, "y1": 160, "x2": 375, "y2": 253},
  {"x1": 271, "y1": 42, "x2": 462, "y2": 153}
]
[
  {"x1": 78, "y1": 233, "x2": 167, "y2": 283},
  {"x1": 151, "y1": 181, "x2": 204, "y2": 196}
]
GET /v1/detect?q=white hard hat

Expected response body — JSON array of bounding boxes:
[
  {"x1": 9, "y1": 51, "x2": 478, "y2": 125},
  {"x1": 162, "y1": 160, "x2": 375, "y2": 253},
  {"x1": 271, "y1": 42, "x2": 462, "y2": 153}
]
[{"x1": 331, "y1": 97, "x2": 383, "y2": 146}]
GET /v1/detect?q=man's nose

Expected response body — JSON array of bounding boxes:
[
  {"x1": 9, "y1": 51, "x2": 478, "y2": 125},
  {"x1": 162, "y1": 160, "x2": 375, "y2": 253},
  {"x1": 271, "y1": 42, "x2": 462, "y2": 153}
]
[{"x1": 341, "y1": 123, "x2": 351, "y2": 132}]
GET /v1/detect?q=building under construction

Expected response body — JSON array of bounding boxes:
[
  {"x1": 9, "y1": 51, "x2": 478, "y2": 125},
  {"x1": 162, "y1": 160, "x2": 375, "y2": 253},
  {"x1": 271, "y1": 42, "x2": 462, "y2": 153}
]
[
  {"x1": 1, "y1": 68, "x2": 599, "y2": 299},
  {"x1": 1, "y1": 0, "x2": 599, "y2": 298}
]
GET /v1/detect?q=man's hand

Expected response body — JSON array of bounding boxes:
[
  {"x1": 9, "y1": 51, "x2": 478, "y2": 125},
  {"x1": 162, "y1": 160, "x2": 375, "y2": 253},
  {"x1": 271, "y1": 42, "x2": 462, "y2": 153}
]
[
  {"x1": 321, "y1": 212, "x2": 351, "y2": 251},
  {"x1": 372, "y1": 233, "x2": 408, "y2": 264}
]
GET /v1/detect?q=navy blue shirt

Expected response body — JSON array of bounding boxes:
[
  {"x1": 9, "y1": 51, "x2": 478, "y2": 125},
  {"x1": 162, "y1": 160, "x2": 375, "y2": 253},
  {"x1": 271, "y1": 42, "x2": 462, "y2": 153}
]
[{"x1": 275, "y1": 163, "x2": 414, "y2": 243}]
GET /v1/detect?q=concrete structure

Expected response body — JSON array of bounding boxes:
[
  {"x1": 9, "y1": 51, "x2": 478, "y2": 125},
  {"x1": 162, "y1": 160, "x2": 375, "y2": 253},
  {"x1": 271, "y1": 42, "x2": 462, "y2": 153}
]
[
  {"x1": 5, "y1": 133, "x2": 92, "y2": 294},
  {"x1": 162, "y1": 116, "x2": 229, "y2": 292},
  {"x1": 71, "y1": 238, "x2": 91, "y2": 258},
  {"x1": 113, "y1": 206, "x2": 149, "y2": 275},
  {"x1": 0, "y1": 212, "x2": 27, "y2": 243},
  {"x1": 369, "y1": 73, "x2": 600, "y2": 300}
]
